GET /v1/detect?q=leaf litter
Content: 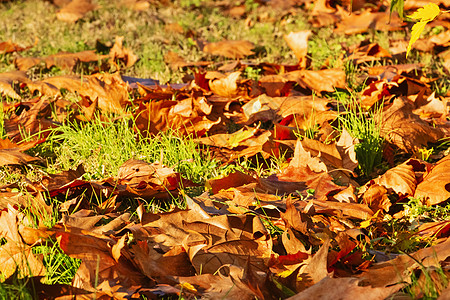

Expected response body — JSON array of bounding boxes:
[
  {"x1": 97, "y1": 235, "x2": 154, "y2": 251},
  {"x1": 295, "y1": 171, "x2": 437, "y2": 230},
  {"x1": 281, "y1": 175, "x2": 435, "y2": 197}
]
[{"x1": 0, "y1": 0, "x2": 450, "y2": 299}]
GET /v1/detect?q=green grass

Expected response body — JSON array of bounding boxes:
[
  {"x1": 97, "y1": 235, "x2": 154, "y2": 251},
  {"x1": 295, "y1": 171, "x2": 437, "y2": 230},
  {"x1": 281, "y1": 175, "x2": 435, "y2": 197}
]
[
  {"x1": 338, "y1": 96, "x2": 384, "y2": 177},
  {"x1": 44, "y1": 115, "x2": 218, "y2": 183},
  {"x1": 33, "y1": 240, "x2": 80, "y2": 285},
  {"x1": 1, "y1": 0, "x2": 450, "y2": 298}
]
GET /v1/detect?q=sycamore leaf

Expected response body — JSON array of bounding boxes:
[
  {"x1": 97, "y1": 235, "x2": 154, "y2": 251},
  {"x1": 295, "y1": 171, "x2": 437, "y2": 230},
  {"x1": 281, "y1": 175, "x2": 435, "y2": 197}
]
[{"x1": 406, "y1": 3, "x2": 441, "y2": 58}]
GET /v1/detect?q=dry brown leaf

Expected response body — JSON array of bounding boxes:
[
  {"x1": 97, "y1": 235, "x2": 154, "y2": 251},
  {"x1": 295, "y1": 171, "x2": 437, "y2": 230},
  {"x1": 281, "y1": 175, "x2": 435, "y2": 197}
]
[
  {"x1": 371, "y1": 159, "x2": 417, "y2": 196},
  {"x1": 0, "y1": 40, "x2": 30, "y2": 54},
  {"x1": 361, "y1": 184, "x2": 391, "y2": 213},
  {"x1": 55, "y1": 225, "x2": 149, "y2": 290},
  {"x1": 203, "y1": 40, "x2": 254, "y2": 59},
  {"x1": 133, "y1": 97, "x2": 219, "y2": 137},
  {"x1": 3, "y1": 97, "x2": 57, "y2": 143},
  {"x1": 335, "y1": 9, "x2": 404, "y2": 35},
  {"x1": 116, "y1": 159, "x2": 188, "y2": 200},
  {"x1": 259, "y1": 139, "x2": 341, "y2": 199},
  {"x1": 288, "y1": 276, "x2": 400, "y2": 300},
  {"x1": 194, "y1": 128, "x2": 272, "y2": 162},
  {"x1": 15, "y1": 50, "x2": 106, "y2": 71},
  {"x1": 380, "y1": 97, "x2": 444, "y2": 153},
  {"x1": 56, "y1": 0, "x2": 98, "y2": 22},
  {"x1": 277, "y1": 69, "x2": 347, "y2": 93},
  {"x1": 415, "y1": 155, "x2": 450, "y2": 205},
  {"x1": 240, "y1": 94, "x2": 331, "y2": 125},
  {"x1": 29, "y1": 73, "x2": 130, "y2": 114},
  {"x1": 346, "y1": 43, "x2": 392, "y2": 64},
  {"x1": 0, "y1": 207, "x2": 46, "y2": 280},
  {"x1": 359, "y1": 237, "x2": 450, "y2": 288}
]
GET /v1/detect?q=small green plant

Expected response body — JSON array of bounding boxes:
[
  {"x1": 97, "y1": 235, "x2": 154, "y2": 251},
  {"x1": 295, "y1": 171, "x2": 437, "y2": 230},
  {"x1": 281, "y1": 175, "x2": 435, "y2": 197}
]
[{"x1": 339, "y1": 100, "x2": 384, "y2": 176}]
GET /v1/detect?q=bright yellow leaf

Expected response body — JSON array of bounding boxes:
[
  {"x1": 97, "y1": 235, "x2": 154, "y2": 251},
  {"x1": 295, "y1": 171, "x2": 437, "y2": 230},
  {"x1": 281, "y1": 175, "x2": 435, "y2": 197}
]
[
  {"x1": 406, "y1": 3, "x2": 441, "y2": 58},
  {"x1": 409, "y1": 3, "x2": 441, "y2": 21}
]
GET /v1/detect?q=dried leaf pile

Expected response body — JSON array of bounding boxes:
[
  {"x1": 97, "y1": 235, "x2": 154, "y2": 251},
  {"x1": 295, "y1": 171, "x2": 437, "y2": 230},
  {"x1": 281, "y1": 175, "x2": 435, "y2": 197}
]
[{"x1": 1, "y1": 0, "x2": 450, "y2": 299}]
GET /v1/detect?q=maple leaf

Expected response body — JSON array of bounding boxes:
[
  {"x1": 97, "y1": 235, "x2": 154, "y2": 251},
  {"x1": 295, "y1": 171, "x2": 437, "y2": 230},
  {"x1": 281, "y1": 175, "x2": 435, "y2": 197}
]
[{"x1": 406, "y1": 3, "x2": 442, "y2": 58}]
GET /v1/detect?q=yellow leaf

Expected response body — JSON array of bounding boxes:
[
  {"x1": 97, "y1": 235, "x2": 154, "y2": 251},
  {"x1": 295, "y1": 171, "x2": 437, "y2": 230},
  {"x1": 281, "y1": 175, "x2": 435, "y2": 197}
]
[
  {"x1": 406, "y1": 3, "x2": 441, "y2": 58},
  {"x1": 406, "y1": 21, "x2": 427, "y2": 58},
  {"x1": 409, "y1": 3, "x2": 441, "y2": 21},
  {"x1": 179, "y1": 282, "x2": 197, "y2": 293},
  {"x1": 227, "y1": 125, "x2": 259, "y2": 148}
]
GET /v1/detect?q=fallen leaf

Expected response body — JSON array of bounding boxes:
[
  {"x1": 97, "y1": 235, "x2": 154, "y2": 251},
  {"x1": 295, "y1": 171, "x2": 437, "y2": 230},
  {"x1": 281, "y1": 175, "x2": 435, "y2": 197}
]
[
  {"x1": 284, "y1": 31, "x2": 311, "y2": 68},
  {"x1": 288, "y1": 276, "x2": 400, "y2": 300},
  {"x1": 0, "y1": 207, "x2": 46, "y2": 279},
  {"x1": 380, "y1": 97, "x2": 443, "y2": 152},
  {"x1": 203, "y1": 40, "x2": 254, "y2": 59},
  {"x1": 56, "y1": 0, "x2": 98, "y2": 22},
  {"x1": 0, "y1": 71, "x2": 30, "y2": 99},
  {"x1": 15, "y1": 50, "x2": 107, "y2": 71},
  {"x1": 414, "y1": 155, "x2": 450, "y2": 205},
  {"x1": 209, "y1": 71, "x2": 241, "y2": 98},
  {"x1": 109, "y1": 36, "x2": 139, "y2": 69}
]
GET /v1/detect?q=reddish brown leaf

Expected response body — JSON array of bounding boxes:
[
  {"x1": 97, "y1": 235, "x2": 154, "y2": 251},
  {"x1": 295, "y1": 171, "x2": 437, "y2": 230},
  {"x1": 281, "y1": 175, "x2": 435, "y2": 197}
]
[
  {"x1": 0, "y1": 40, "x2": 31, "y2": 54},
  {"x1": 133, "y1": 97, "x2": 219, "y2": 136}
]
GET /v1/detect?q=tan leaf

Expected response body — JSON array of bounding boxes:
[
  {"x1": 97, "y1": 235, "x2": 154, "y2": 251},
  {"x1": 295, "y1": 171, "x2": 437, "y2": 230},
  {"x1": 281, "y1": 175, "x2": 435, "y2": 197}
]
[
  {"x1": 203, "y1": 40, "x2": 254, "y2": 59},
  {"x1": 15, "y1": 50, "x2": 107, "y2": 71},
  {"x1": 359, "y1": 238, "x2": 450, "y2": 288},
  {"x1": 0, "y1": 207, "x2": 46, "y2": 279},
  {"x1": 56, "y1": 0, "x2": 98, "y2": 22},
  {"x1": 281, "y1": 69, "x2": 347, "y2": 93},
  {"x1": 209, "y1": 71, "x2": 241, "y2": 98},
  {"x1": 284, "y1": 31, "x2": 311, "y2": 68},
  {"x1": 29, "y1": 73, "x2": 130, "y2": 114},
  {"x1": 415, "y1": 155, "x2": 450, "y2": 205},
  {"x1": 371, "y1": 159, "x2": 417, "y2": 196}
]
